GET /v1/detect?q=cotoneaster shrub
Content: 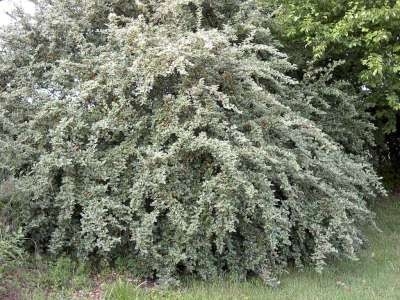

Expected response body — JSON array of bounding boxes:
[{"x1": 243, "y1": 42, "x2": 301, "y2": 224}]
[
  {"x1": 0, "y1": 0, "x2": 383, "y2": 282},
  {"x1": 279, "y1": 62, "x2": 376, "y2": 155}
]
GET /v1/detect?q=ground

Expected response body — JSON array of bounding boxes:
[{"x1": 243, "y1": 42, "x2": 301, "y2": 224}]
[{"x1": 1, "y1": 198, "x2": 399, "y2": 300}]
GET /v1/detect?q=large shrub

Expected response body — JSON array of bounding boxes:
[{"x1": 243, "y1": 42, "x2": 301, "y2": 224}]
[
  {"x1": 279, "y1": 63, "x2": 376, "y2": 155},
  {"x1": 0, "y1": 0, "x2": 383, "y2": 281}
]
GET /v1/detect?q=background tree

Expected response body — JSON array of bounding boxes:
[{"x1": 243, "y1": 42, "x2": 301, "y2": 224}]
[{"x1": 267, "y1": 0, "x2": 400, "y2": 184}]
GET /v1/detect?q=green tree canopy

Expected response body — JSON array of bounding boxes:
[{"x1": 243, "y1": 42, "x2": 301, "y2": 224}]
[{"x1": 272, "y1": 0, "x2": 400, "y2": 133}]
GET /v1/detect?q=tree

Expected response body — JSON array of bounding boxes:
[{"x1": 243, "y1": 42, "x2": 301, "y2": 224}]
[
  {"x1": 0, "y1": 0, "x2": 383, "y2": 282},
  {"x1": 272, "y1": 0, "x2": 400, "y2": 129}
]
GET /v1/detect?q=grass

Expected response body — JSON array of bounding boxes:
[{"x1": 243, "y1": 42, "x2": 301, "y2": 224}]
[
  {"x1": 2, "y1": 198, "x2": 399, "y2": 299},
  {"x1": 104, "y1": 198, "x2": 400, "y2": 300}
]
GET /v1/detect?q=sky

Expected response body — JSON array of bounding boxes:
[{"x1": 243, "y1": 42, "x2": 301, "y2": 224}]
[{"x1": 0, "y1": 0, "x2": 35, "y2": 26}]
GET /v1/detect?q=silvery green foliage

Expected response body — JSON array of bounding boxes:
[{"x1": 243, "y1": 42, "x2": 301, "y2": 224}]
[
  {"x1": 279, "y1": 62, "x2": 376, "y2": 155},
  {"x1": 0, "y1": 0, "x2": 384, "y2": 281}
]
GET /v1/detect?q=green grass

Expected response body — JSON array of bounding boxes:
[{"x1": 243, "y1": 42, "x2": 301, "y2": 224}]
[
  {"x1": 2, "y1": 198, "x2": 399, "y2": 299},
  {"x1": 104, "y1": 198, "x2": 400, "y2": 300}
]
